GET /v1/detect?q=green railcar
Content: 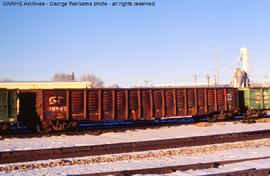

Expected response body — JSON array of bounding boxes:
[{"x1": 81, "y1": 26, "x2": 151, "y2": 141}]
[
  {"x1": 243, "y1": 87, "x2": 270, "y2": 110},
  {"x1": 0, "y1": 89, "x2": 17, "y2": 129}
]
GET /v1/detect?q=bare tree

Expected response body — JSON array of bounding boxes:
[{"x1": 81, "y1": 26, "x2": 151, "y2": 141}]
[
  {"x1": 0, "y1": 78, "x2": 14, "y2": 82},
  {"x1": 80, "y1": 74, "x2": 104, "y2": 88},
  {"x1": 52, "y1": 72, "x2": 75, "y2": 81}
]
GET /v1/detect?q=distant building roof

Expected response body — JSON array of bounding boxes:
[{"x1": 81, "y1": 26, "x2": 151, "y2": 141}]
[{"x1": 0, "y1": 81, "x2": 92, "y2": 89}]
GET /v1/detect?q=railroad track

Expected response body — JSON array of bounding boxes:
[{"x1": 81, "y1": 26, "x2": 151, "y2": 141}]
[
  {"x1": 1, "y1": 120, "x2": 194, "y2": 139},
  {"x1": 84, "y1": 168, "x2": 270, "y2": 176},
  {"x1": 1, "y1": 117, "x2": 244, "y2": 139},
  {"x1": 2, "y1": 129, "x2": 270, "y2": 164},
  {"x1": 0, "y1": 118, "x2": 224, "y2": 138},
  {"x1": 80, "y1": 156, "x2": 270, "y2": 176}
]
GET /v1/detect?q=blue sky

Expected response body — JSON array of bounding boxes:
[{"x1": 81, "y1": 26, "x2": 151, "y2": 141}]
[{"x1": 1, "y1": 0, "x2": 270, "y2": 87}]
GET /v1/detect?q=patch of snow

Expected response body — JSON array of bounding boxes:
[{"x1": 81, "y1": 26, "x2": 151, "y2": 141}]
[{"x1": 182, "y1": 158, "x2": 270, "y2": 175}]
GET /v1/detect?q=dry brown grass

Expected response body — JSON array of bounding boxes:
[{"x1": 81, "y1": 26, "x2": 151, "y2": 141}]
[
  {"x1": 216, "y1": 122, "x2": 225, "y2": 126},
  {"x1": 193, "y1": 122, "x2": 213, "y2": 127},
  {"x1": 256, "y1": 117, "x2": 270, "y2": 123}
]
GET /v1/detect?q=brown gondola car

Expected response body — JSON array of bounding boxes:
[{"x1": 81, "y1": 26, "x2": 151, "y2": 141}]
[{"x1": 18, "y1": 87, "x2": 239, "y2": 132}]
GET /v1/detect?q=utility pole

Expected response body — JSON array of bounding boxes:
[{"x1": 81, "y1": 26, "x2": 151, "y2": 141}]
[
  {"x1": 144, "y1": 80, "x2": 149, "y2": 87},
  {"x1": 206, "y1": 74, "x2": 210, "y2": 86},
  {"x1": 216, "y1": 48, "x2": 219, "y2": 85},
  {"x1": 71, "y1": 72, "x2": 75, "y2": 81},
  {"x1": 213, "y1": 48, "x2": 219, "y2": 85},
  {"x1": 265, "y1": 75, "x2": 269, "y2": 85},
  {"x1": 194, "y1": 74, "x2": 197, "y2": 85},
  {"x1": 180, "y1": 77, "x2": 184, "y2": 86}
]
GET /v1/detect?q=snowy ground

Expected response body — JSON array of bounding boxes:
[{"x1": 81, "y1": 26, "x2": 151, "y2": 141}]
[
  {"x1": 1, "y1": 121, "x2": 270, "y2": 152},
  {"x1": 1, "y1": 139, "x2": 270, "y2": 176},
  {"x1": 179, "y1": 158, "x2": 270, "y2": 176}
]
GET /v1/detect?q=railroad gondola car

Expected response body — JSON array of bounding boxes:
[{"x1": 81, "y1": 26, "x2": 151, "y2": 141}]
[
  {"x1": 0, "y1": 89, "x2": 18, "y2": 131},
  {"x1": 239, "y1": 87, "x2": 270, "y2": 118},
  {"x1": 17, "y1": 87, "x2": 239, "y2": 132}
]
